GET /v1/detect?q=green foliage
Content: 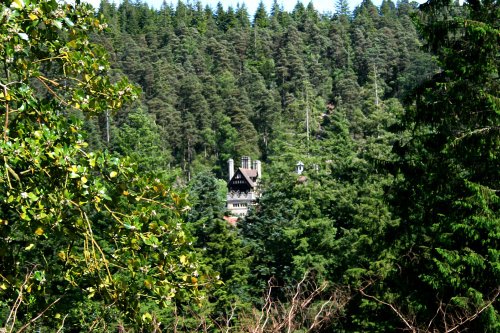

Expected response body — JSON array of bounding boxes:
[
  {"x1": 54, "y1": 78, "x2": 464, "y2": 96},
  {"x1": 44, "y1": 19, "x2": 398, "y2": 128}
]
[
  {"x1": 186, "y1": 172, "x2": 252, "y2": 319},
  {"x1": 111, "y1": 107, "x2": 172, "y2": 174},
  {"x1": 0, "y1": 0, "x2": 471, "y2": 331},
  {"x1": 91, "y1": 0, "x2": 433, "y2": 180},
  {"x1": 241, "y1": 96, "x2": 400, "y2": 311},
  {"x1": 359, "y1": 0, "x2": 500, "y2": 331},
  {"x1": 81, "y1": 1, "x2": 497, "y2": 331},
  {"x1": 0, "y1": 0, "x2": 206, "y2": 330}
]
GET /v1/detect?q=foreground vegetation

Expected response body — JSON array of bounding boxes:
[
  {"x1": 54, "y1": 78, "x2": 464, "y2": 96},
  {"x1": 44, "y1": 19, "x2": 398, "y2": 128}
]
[{"x1": 1, "y1": 0, "x2": 498, "y2": 331}]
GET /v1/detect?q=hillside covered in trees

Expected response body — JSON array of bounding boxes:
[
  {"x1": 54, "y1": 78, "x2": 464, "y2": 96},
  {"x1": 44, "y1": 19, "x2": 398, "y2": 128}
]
[
  {"x1": 92, "y1": 0, "x2": 435, "y2": 178},
  {"x1": 1, "y1": 0, "x2": 498, "y2": 332}
]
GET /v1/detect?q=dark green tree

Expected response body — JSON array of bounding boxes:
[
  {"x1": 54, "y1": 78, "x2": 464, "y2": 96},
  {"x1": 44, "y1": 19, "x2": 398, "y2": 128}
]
[
  {"x1": 111, "y1": 108, "x2": 172, "y2": 174},
  {"x1": 187, "y1": 172, "x2": 251, "y2": 319},
  {"x1": 359, "y1": 0, "x2": 500, "y2": 331},
  {"x1": 254, "y1": 1, "x2": 269, "y2": 28},
  {"x1": 336, "y1": 0, "x2": 351, "y2": 17}
]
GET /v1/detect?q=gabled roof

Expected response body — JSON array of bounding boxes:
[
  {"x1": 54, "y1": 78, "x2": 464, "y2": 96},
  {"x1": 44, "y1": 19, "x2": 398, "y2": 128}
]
[
  {"x1": 239, "y1": 168, "x2": 258, "y2": 187},
  {"x1": 228, "y1": 168, "x2": 259, "y2": 190}
]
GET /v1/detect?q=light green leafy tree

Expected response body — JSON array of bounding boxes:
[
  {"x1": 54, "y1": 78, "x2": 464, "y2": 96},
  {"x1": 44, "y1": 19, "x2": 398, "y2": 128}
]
[{"x1": 0, "y1": 0, "x2": 206, "y2": 330}]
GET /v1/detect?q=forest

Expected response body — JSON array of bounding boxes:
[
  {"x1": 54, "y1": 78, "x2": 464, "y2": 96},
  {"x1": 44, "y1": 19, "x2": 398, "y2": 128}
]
[{"x1": 0, "y1": 0, "x2": 498, "y2": 331}]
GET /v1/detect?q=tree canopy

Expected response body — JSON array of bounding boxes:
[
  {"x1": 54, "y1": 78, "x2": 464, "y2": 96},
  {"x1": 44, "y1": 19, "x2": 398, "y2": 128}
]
[{"x1": 1, "y1": 0, "x2": 498, "y2": 331}]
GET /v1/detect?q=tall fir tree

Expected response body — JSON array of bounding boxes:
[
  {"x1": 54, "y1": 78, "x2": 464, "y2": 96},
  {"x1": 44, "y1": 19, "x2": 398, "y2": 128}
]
[{"x1": 361, "y1": 0, "x2": 500, "y2": 331}]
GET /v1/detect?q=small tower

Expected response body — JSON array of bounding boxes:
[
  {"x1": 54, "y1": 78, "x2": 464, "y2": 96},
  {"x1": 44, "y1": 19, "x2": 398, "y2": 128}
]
[
  {"x1": 255, "y1": 160, "x2": 262, "y2": 179},
  {"x1": 296, "y1": 161, "x2": 305, "y2": 175}
]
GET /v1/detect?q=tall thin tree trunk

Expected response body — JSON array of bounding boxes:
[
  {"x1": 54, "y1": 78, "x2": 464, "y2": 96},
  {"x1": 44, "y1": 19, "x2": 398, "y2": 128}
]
[
  {"x1": 373, "y1": 64, "x2": 379, "y2": 107},
  {"x1": 305, "y1": 88, "x2": 310, "y2": 156}
]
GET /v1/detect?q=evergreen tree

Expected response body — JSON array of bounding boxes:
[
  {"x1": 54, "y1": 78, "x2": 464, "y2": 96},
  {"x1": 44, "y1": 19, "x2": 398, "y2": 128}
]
[
  {"x1": 253, "y1": 1, "x2": 269, "y2": 28},
  {"x1": 361, "y1": 0, "x2": 500, "y2": 331},
  {"x1": 187, "y1": 172, "x2": 251, "y2": 317},
  {"x1": 111, "y1": 108, "x2": 171, "y2": 174},
  {"x1": 336, "y1": 0, "x2": 351, "y2": 17}
]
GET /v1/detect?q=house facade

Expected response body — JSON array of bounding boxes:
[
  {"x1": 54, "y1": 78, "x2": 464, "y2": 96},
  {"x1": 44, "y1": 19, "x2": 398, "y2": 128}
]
[{"x1": 227, "y1": 156, "x2": 261, "y2": 216}]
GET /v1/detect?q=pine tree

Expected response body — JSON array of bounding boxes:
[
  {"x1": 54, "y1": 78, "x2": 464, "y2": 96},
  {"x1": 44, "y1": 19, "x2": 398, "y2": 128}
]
[
  {"x1": 254, "y1": 1, "x2": 269, "y2": 28},
  {"x1": 187, "y1": 172, "x2": 251, "y2": 316},
  {"x1": 336, "y1": 0, "x2": 351, "y2": 17}
]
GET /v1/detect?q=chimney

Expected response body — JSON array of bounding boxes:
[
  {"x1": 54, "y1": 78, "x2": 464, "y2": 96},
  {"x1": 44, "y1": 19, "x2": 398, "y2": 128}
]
[
  {"x1": 241, "y1": 156, "x2": 251, "y2": 169},
  {"x1": 228, "y1": 158, "x2": 234, "y2": 180},
  {"x1": 255, "y1": 160, "x2": 262, "y2": 179}
]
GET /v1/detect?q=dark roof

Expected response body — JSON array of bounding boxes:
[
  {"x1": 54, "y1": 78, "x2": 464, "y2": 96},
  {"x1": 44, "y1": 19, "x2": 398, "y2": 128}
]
[{"x1": 228, "y1": 168, "x2": 259, "y2": 191}]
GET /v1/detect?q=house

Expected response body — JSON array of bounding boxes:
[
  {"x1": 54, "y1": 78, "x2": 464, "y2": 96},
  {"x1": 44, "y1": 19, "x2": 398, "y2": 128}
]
[{"x1": 226, "y1": 156, "x2": 261, "y2": 216}]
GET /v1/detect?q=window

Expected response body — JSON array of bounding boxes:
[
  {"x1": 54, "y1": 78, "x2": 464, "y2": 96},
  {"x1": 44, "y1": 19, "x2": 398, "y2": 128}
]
[{"x1": 232, "y1": 203, "x2": 248, "y2": 208}]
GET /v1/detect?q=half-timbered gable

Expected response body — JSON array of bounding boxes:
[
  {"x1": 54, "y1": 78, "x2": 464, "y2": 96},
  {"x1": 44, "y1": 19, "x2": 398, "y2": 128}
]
[{"x1": 228, "y1": 168, "x2": 257, "y2": 193}]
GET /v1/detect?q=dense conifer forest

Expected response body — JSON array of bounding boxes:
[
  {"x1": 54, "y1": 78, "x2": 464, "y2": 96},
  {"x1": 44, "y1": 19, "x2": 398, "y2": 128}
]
[
  {"x1": 92, "y1": 0, "x2": 435, "y2": 178},
  {"x1": 0, "y1": 0, "x2": 498, "y2": 332}
]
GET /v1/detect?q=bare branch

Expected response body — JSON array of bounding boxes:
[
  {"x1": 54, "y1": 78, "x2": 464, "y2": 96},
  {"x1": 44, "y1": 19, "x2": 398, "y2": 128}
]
[
  {"x1": 286, "y1": 271, "x2": 308, "y2": 333},
  {"x1": 3, "y1": 84, "x2": 10, "y2": 141},
  {"x1": 222, "y1": 303, "x2": 236, "y2": 333},
  {"x1": 445, "y1": 287, "x2": 500, "y2": 333},
  {"x1": 55, "y1": 314, "x2": 69, "y2": 333},
  {"x1": 426, "y1": 299, "x2": 443, "y2": 332},
  {"x1": 238, "y1": 272, "x2": 351, "y2": 332},
  {"x1": 359, "y1": 283, "x2": 417, "y2": 332},
  {"x1": 359, "y1": 280, "x2": 500, "y2": 333},
  {"x1": 5, "y1": 267, "x2": 36, "y2": 333},
  {"x1": 16, "y1": 297, "x2": 62, "y2": 333}
]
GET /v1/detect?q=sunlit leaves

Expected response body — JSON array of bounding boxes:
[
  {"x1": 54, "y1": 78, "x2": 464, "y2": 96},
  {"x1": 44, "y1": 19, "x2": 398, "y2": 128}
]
[{"x1": 0, "y1": 0, "x2": 206, "y2": 328}]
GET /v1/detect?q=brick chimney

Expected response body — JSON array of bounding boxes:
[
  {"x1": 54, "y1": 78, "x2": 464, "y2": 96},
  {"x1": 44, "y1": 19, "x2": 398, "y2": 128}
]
[{"x1": 241, "y1": 156, "x2": 251, "y2": 169}]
